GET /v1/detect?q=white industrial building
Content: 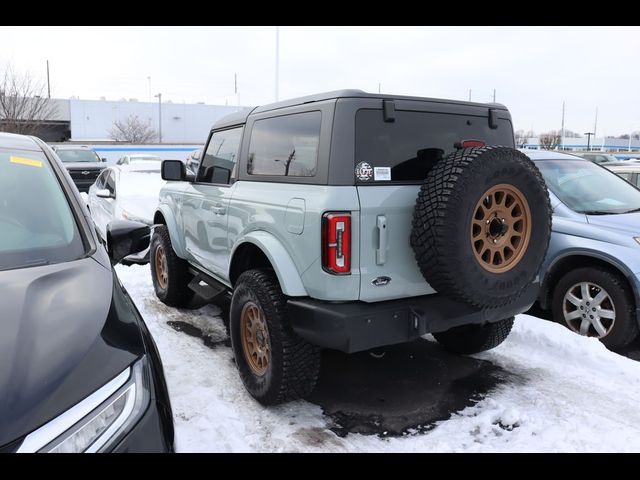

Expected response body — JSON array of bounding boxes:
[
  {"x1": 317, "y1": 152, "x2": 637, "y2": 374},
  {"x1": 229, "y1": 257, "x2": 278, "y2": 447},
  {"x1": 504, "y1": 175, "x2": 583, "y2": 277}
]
[
  {"x1": 522, "y1": 136, "x2": 640, "y2": 152},
  {"x1": 33, "y1": 97, "x2": 243, "y2": 144}
]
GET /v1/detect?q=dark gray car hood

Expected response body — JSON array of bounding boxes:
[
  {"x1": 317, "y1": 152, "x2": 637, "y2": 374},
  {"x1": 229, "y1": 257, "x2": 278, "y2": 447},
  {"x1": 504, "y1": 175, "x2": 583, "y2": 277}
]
[{"x1": 0, "y1": 257, "x2": 143, "y2": 448}]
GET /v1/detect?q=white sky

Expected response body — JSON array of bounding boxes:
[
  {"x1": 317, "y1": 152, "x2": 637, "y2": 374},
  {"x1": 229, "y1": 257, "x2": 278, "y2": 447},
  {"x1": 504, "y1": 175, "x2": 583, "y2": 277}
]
[{"x1": 1, "y1": 26, "x2": 639, "y2": 136}]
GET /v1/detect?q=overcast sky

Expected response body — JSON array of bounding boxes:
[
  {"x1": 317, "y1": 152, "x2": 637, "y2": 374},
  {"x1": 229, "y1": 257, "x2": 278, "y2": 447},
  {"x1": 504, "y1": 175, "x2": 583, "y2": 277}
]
[{"x1": 1, "y1": 26, "x2": 638, "y2": 136}]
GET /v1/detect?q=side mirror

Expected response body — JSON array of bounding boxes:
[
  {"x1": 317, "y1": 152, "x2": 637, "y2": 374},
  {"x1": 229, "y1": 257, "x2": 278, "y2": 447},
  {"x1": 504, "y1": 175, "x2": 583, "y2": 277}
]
[
  {"x1": 162, "y1": 160, "x2": 186, "y2": 181},
  {"x1": 102, "y1": 157, "x2": 107, "y2": 162},
  {"x1": 106, "y1": 220, "x2": 150, "y2": 264},
  {"x1": 96, "y1": 188, "x2": 114, "y2": 199}
]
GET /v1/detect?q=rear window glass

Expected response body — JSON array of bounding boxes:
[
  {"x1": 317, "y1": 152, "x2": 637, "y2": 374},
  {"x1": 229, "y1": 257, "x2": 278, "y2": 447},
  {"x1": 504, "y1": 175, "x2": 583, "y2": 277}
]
[
  {"x1": 0, "y1": 149, "x2": 84, "y2": 271},
  {"x1": 355, "y1": 109, "x2": 514, "y2": 183},
  {"x1": 247, "y1": 111, "x2": 320, "y2": 177}
]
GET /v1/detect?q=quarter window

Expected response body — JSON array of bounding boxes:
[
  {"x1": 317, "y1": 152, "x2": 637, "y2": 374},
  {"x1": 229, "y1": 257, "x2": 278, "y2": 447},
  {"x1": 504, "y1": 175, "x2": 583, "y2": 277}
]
[
  {"x1": 198, "y1": 127, "x2": 243, "y2": 184},
  {"x1": 247, "y1": 111, "x2": 321, "y2": 177}
]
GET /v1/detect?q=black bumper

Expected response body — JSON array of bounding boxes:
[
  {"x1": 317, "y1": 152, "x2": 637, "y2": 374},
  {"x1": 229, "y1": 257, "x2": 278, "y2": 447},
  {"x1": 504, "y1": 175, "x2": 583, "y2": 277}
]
[{"x1": 287, "y1": 282, "x2": 539, "y2": 353}]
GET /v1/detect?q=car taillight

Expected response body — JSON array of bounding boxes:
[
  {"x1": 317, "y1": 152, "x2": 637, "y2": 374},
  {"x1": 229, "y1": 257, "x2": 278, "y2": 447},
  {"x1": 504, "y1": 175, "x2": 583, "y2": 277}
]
[
  {"x1": 460, "y1": 140, "x2": 486, "y2": 148},
  {"x1": 322, "y1": 212, "x2": 351, "y2": 275}
]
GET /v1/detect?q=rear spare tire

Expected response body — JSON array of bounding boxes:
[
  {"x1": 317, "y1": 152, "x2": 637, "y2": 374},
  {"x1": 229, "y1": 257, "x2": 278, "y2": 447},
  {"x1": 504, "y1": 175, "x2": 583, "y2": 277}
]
[{"x1": 411, "y1": 146, "x2": 551, "y2": 308}]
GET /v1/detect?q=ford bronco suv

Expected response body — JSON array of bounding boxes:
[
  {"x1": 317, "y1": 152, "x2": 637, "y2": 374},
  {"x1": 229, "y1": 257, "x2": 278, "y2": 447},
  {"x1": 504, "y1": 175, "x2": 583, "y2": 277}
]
[{"x1": 151, "y1": 90, "x2": 552, "y2": 405}]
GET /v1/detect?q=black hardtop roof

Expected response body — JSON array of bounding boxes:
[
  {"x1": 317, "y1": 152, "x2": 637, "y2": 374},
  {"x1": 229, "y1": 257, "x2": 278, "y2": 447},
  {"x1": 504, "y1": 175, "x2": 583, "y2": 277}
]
[{"x1": 211, "y1": 89, "x2": 509, "y2": 130}]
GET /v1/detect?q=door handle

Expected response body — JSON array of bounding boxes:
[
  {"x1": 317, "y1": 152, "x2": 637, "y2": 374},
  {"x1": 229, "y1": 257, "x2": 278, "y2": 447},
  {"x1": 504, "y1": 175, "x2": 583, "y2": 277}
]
[{"x1": 376, "y1": 215, "x2": 387, "y2": 265}]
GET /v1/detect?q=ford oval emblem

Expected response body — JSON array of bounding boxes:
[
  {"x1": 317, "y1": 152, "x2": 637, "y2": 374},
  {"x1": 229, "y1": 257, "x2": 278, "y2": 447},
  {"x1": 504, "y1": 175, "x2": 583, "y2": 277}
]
[{"x1": 371, "y1": 276, "x2": 391, "y2": 287}]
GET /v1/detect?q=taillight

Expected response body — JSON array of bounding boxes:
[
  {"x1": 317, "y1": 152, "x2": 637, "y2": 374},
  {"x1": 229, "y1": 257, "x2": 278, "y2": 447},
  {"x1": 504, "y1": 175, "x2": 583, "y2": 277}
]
[
  {"x1": 456, "y1": 139, "x2": 486, "y2": 148},
  {"x1": 322, "y1": 212, "x2": 351, "y2": 275}
]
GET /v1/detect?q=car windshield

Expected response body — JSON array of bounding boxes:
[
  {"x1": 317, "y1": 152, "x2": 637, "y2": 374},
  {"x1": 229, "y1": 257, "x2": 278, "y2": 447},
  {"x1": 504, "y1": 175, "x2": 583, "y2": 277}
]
[
  {"x1": 55, "y1": 149, "x2": 100, "y2": 163},
  {"x1": 535, "y1": 158, "x2": 640, "y2": 214},
  {"x1": 0, "y1": 148, "x2": 85, "y2": 271}
]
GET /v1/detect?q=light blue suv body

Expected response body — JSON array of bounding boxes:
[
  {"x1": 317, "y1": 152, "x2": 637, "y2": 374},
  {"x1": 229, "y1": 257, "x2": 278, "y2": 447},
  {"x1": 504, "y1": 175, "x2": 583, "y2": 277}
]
[{"x1": 523, "y1": 149, "x2": 640, "y2": 348}]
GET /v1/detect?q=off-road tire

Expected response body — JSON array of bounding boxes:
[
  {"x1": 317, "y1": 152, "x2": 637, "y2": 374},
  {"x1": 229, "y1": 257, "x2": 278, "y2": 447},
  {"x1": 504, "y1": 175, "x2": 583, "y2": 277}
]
[
  {"x1": 229, "y1": 269, "x2": 321, "y2": 405},
  {"x1": 411, "y1": 146, "x2": 551, "y2": 308},
  {"x1": 150, "y1": 225, "x2": 194, "y2": 307},
  {"x1": 434, "y1": 317, "x2": 515, "y2": 354}
]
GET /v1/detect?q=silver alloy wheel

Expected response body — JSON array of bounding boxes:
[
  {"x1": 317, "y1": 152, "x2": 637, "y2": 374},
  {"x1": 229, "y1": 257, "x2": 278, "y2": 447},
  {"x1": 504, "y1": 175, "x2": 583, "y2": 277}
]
[{"x1": 562, "y1": 281, "x2": 616, "y2": 338}]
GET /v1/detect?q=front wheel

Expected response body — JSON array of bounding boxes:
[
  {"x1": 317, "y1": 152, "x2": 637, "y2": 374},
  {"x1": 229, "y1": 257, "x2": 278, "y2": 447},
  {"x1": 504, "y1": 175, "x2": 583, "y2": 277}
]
[
  {"x1": 229, "y1": 269, "x2": 320, "y2": 405},
  {"x1": 552, "y1": 267, "x2": 638, "y2": 349},
  {"x1": 433, "y1": 318, "x2": 514, "y2": 355},
  {"x1": 150, "y1": 225, "x2": 194, "y2": 307}
]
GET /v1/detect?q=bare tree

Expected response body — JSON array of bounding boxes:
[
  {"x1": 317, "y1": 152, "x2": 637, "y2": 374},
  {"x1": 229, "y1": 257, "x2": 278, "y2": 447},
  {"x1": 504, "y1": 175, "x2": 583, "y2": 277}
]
[
  {"x1": 0, "y1": 64, "x2": 57, "y2": 135},
  {"x1": 539, "y1": 130, "x2": 561, "y2": 150},
  {"x1": 108, "y1": 115, "x2": 157, "y2": 143},
  {"x1": 563, "y1": 129, "x2": 581, "y2": 138},
  {"x1": 515, "y1": 129, "x2": 530, "y2": 147}
]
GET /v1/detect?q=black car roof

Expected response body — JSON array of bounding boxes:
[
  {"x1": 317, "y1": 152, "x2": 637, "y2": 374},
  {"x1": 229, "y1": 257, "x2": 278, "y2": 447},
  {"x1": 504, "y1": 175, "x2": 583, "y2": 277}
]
[
  {"x1": 211, "y1": 89, "x2": 509, "y2": 130},
  {"x1": 0, "y1": 132, "x2": 42, "y2": 152}
]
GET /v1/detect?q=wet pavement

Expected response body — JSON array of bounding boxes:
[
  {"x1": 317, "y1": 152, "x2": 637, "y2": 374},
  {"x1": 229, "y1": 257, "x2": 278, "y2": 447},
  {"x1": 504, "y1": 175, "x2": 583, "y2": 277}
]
[{"x1": 308, "y1": 339, "x2": 520, "y2": 437}]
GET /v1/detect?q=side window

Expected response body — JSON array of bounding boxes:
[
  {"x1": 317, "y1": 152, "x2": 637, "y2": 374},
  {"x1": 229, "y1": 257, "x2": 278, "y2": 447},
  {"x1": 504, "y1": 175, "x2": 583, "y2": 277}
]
[
  {"x1": 95, "y1": 170, "x2": 107, "y2": 189},
  {"x1": 247, "y1": 111, "x2": 321, "y2": 177},
  {"x1": 106, "y1": 171, "x2": 116, "y2": 196},
  {"x1": 197, "y1": 126, "x2": 243, "y2": 184}
]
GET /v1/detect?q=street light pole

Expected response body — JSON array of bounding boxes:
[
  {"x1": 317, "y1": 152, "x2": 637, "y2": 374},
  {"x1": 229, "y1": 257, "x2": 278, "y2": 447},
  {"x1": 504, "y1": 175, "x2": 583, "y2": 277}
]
[
  {"x1": 154, "y1": 93, "x2": 162, "y2": 144},
  {"x1": 584, "y1": 132, "x2": 594, "y2": 152}
]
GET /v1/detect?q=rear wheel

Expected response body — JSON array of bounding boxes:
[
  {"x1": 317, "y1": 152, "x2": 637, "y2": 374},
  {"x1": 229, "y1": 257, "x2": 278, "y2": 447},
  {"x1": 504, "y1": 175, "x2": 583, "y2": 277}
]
[
  {"x1": 150, "y1": 225, "x2": 194, "y2": 307},
  {"x1": 411, "y1": 146, "x2": 551, "y2": 308},
  {"x1": 229, "y1": 269, "x2": 320, "y2": 405},
  {"x1": 552, "y1": 267, "x2": 638, "y2": 349},
  {"x1": 433, "y1": 318, "x2": 514, "y2": 355}
]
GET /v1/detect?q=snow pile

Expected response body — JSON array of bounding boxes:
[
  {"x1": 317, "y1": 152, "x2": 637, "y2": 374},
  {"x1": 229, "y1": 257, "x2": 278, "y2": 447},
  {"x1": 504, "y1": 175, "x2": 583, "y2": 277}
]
[{"x1": 115, "y1": 264, "x2": 640, "y2": 452}]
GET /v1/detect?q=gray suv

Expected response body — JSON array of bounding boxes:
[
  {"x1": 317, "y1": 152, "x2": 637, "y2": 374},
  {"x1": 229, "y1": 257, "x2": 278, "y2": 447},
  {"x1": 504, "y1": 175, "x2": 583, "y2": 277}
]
[{"x1": 152, "y1": 90, "x2": 552, "y2": 405}]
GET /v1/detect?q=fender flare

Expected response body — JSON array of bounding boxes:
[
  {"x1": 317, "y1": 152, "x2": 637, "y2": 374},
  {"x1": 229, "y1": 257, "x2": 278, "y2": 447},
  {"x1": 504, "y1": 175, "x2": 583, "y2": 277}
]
[
  {"x1": 230, "y1": 231, "x2": 308, "y2": 297},
  {"x1": 154, "y1": 205, "x2": 187, "y2": 259},
  {"x1": 540, "y1": 249, "x2": 640, "y2": 311}
]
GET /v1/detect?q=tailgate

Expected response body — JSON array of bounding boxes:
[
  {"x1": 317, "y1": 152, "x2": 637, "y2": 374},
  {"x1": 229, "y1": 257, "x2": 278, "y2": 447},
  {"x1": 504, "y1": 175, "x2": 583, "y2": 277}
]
[{"x1": 357, "y1": 185, "x2": 434, "y2": 302}]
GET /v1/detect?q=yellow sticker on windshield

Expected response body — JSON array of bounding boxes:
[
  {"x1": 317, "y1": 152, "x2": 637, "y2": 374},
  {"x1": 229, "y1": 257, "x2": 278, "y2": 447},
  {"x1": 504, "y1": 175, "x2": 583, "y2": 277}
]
[{"x1": 10, "y1": 156, "x2": 42, "y2": 168}]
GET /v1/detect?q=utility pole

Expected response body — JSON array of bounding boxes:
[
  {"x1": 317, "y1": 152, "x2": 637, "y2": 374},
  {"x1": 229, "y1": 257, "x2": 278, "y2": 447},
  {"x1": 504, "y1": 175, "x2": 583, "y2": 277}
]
[
  {"x1": 593, "y1": 106, "x2": 598, "y2": 139},
  {"x1": 468, "y1": 89, "x2": 471, "y2": 101},
  {"x1": 154, "y1": 93, "x2": 162, "y2": 144},
  {"x1": 584, "y1": 132, "x2": 594, "y2": 152},
  {"x1": 46, "y1": 60, "x2": 51, "y2": 98},
  {"x1": 275, "y1": 26, "x2": 280, "y2": 102},
  {"x1": 492, "y1": 89, "x2": 496, "y2": 103},
  {"x1": 378, "y1": 83, "x2": 381, "y2": 94},
  {"x1": 147, "y1": 76, "x2": 151, "y2": 103},
  {"x1": 561, "y1": 101, "x2": 565, "y2": 151}
]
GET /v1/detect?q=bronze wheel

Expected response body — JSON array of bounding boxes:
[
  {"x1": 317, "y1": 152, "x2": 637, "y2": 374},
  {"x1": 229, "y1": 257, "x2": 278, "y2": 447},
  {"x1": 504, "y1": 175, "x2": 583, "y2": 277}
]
[
  {"x1": 240, "y1": 301, "x2": 271, "y2": 376},
  {"x1": 471, "y1": 183, "x2": 532, "y2": 274},
  {"x1": 155, "y1": 244, "x2": 168, "y2": 289}
]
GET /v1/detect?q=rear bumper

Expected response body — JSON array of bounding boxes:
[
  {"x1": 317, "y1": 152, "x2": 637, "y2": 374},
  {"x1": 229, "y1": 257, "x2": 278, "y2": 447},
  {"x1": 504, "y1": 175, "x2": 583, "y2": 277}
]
[{"x1": 287, "y1": 282, "x2": 539, "y2": 353}]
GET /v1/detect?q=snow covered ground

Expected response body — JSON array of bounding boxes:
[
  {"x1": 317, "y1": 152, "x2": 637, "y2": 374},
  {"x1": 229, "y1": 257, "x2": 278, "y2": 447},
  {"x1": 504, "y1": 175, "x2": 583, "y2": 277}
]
[{"x1": 116, "y1": 263, "x2": 640, "y2": 452}]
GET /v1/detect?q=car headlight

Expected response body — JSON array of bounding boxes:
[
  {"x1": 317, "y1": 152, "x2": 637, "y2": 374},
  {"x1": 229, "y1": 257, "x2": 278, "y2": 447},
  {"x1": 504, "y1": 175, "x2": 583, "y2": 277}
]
[{"x1": 17, "y1": 357, "x2": 150, "y2": 453}]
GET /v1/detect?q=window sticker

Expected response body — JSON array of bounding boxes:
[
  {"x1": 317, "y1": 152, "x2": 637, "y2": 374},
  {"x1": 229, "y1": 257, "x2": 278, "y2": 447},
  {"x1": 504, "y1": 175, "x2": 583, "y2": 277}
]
[
  {"x1": 374, "y1": 167, "x2": 391, "y2": 181},
  {"x1": 355, "y1": 161, "x2": 373, "y2": 181},
  {"x1": 10, "y1": 156, "x2": 42, "y2": 168}
]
